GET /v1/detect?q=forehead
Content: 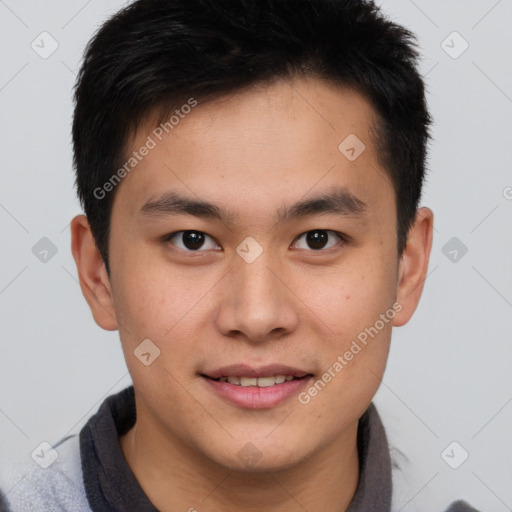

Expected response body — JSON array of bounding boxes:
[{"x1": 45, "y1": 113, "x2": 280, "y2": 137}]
[{"x1": 114, "y1": 77, "x2": 392, "y2": 218}]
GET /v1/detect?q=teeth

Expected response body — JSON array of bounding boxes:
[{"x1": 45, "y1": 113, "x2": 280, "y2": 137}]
[
  {"x1": 257, "y1": 376, "x2": 276, "y2": 387},
  {"x1": 216, "y1": 375, "x2": 298, "y2": 387},
  {"x1": 240, "y1": 377, "x2": 257, "y2": 386}
]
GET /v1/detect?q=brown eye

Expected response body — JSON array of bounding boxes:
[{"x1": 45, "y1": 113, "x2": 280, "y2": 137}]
[
  {"x1": 294, "y1": 230, "x2": 345, "y2": 251},
  {"x1": 306, "y1": 230, "x2": 328, "y2": 249},
  {"x1": 181, "y1": 231, "x2": 205, "y2": 250},
  {"x1": 165, "y1": 230, "x2": 220, "y2": 251}
]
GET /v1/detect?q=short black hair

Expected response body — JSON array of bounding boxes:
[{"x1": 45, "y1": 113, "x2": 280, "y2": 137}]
[{"x1": 73, "y1": 0, "x2": 432, "y2": 274}]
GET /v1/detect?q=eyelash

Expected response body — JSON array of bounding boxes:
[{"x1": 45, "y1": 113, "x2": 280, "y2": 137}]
[{"x1": 161, "y1": 229, "x2": 350, "y2": 253}]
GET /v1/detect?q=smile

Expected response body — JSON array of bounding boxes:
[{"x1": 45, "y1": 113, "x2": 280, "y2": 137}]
[{"x1": 212, "y1": 375, "x2": 305, "y2": 387}]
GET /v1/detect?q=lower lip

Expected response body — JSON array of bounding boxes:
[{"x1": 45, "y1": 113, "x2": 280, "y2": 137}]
[{"x1": 202, "y1": 376, "x2": 313, "y2": 409}]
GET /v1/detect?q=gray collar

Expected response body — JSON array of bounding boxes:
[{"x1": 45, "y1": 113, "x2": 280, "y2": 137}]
[{"x1": 347, "y1": 402, "x2": 392, "y2": 511}]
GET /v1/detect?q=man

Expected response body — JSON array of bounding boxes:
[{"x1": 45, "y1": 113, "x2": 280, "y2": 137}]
[{"x1": 4, "y1": 0, "x2": 479, "y2": 510}]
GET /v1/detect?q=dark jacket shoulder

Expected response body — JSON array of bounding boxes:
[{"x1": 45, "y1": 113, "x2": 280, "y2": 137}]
[{"x1": 444, "y1": 499, "x2": 481, "y2": 512}]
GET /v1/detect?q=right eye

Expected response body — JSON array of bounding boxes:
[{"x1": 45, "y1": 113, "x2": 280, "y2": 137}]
[{"x1": 162, "y1": 230, "x2": 221, "y2": 252}]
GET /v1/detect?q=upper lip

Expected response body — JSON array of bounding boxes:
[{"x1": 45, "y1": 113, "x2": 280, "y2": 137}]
[{"x1": 203, "y1": 364, "x2": 312, "y2": 379}]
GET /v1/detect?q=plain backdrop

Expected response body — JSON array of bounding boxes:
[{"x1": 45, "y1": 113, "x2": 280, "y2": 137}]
[{"x1": 0, "y1": 0, "x2": 511, "y2": 510}]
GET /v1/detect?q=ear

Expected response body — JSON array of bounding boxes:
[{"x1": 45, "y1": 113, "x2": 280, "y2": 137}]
[
  {"x1": 70, "y1": 214, "x2": 118, "y2": 331},
  {"x1": 393, "y1": 207, "x2": 434, "y2": 327}
]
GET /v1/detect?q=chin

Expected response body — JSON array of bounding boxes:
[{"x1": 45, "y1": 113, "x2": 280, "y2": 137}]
[{"x1": 202, "y1": 438, "x2": 311, "y2": 474}]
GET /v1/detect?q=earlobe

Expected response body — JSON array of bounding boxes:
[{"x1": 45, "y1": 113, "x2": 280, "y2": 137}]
[
  {"x1": 393, "y1": 207, "x2": 434, "y2": 327},
  {"x1": 70, "y1": 214, "x2": 119, "y2": 331}
]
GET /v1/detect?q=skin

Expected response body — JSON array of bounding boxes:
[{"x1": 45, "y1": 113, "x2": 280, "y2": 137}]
[{"x1": 71, "y1": 77, "x2": 433, "y2": 512}]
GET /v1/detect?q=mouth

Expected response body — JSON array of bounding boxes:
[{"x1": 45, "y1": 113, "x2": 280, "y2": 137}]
[
  {"x1": 200, "y1": 364, "x2": 314, "y2": 409},
  {"x1": 204, "y1": 374, "x2": 310, "y2": 387}
]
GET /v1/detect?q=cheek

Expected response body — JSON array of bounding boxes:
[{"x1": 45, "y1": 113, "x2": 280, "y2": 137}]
[
  {"x1": 292, "y1": 251, "x2": 396, "y2": 405},
  {"x1": 297, "y1": 255, "x2": 398, "y2": 338},
  {"x1": 110, "y1": 249, "x2": 207, "y2": 341},
  {"x1": 110, "y1": 262, "x2": 210, "y2": 392}
]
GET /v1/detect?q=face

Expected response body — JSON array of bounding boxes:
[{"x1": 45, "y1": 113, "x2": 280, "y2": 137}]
[{"x1": 73, "y1": 77, "x2": 432, "y2": 472}]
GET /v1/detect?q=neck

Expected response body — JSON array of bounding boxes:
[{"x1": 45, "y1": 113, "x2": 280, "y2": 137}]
[{"x1": 120, "y1": 411, "x2": 360, "y2": 512}]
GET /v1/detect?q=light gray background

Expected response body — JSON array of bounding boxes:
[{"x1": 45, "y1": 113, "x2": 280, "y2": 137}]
[{"x1": 0, "y1": 0, "x2": 511, "y2": 510}]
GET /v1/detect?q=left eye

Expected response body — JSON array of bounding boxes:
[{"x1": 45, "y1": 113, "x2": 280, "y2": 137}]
[
  {"x1": 164, "y1": 231, "x2": 220, "y2": 251},
  {"x1": 293, "y1": 230, "x2": 345, "y2": 251}
]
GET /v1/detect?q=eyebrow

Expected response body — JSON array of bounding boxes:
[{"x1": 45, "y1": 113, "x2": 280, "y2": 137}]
[{"x1": 139, "y1": 186, "x2": 366, "y2": 224}]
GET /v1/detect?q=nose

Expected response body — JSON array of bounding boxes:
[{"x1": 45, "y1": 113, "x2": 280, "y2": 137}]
[{"x1": 214, "y1": 252, "x2": 300, "y2": 344}]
